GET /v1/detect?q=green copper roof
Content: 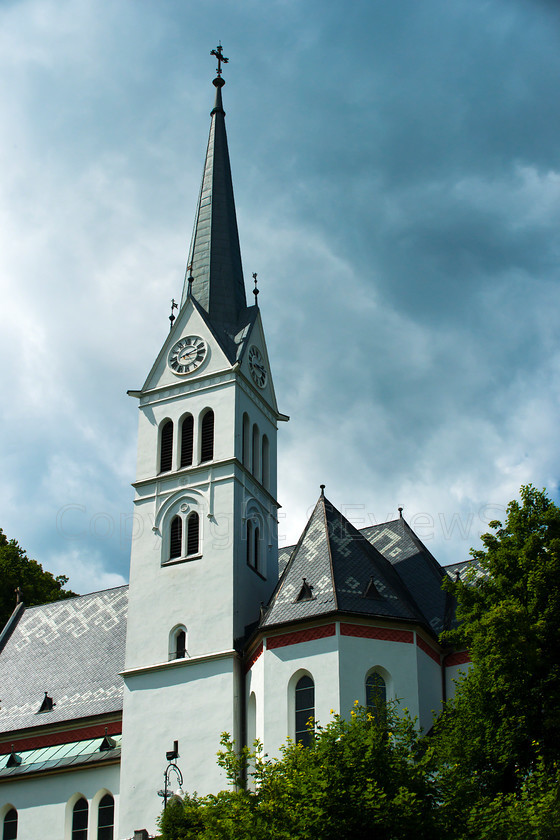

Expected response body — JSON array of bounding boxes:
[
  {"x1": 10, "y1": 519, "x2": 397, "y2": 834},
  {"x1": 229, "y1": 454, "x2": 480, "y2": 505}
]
[{"x1": 180, "y1": 76, "x2": 247, "y2": 329}]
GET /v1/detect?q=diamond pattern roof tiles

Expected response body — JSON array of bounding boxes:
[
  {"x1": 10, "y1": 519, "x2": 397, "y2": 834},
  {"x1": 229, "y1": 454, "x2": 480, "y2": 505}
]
[
  {"x1": 261, "y1": 496, "x2": 428, "y2": 630},
  {"x1": 0, "y1": 586, "x2": 128, "y2": 735}
]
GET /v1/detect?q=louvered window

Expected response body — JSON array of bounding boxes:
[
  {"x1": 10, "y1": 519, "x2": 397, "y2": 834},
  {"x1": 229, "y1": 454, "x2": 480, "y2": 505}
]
[
  {"x1": 262, "y1": 435, "x2": 270, "y2": 489},
  {"x1": 187, "y1": 512, "x2": 199, "y2": 556},
  {"x1": 3, "y1": 809, "x2": 17, "y2": 840},
  {"x1": 170, "y1": 516, "x2": 182, "y2": 560},
  {"x1": 246, "y1": 520, "x2": 253, "y2": 567},
  {"x1": 295, "y1": 675, "x2": 315, "y2": 747},
  {"x1": 72, "y1": 798, "x2": 88, "y2": 840},
  {"x1": 97, "y1": 793, "x2": 114, "y2": 840},
  {"x1": 200, "y1": 410, "x2": 214, "y2": 462},
  {"x1": 180, "y1": 415, "x2": 194, "y2": 467},
  {"x1": 252, "y1": 424, "x2": 260, "y2": 479},
  {"x1": 160, "y1": 420, "x2": 173, "y2": 473},
  {"x1": 253, "y1": 526, "x2": 260, "y2": 572}
]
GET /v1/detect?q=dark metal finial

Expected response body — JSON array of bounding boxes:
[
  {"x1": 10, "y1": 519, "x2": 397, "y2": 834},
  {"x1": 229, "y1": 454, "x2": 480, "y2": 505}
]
[
  {"x1": 169, "y1": 298, "x2": 178, "y2": 331},
  {"x1": 398, "y1": 506, "x2": 403, "y2": 518},
  {"x1": 320, "y1": 484, "x2": 325, "y2": 496},
  {"x1": 186, "y1": 266, "x2": 194, "y2": 298},
  {"x1": 211, "y1": 43, "x2": 229, "y2": 78},
  {"x1": 15, "y1": 586, "x2": 22, "y2": 604},
  {"x1": 252, "y1": 272, "x2": 259, "y2": 305}
]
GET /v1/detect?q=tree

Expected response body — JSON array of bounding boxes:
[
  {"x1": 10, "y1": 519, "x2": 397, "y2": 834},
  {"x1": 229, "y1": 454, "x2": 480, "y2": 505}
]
[
  {"x1": 0, "y1": 528, "x2": 77, "y2": 629},
  {"x1": 158, "y1": 703, "x2": 442, "y2": 840},
  {"x1": 436, "y1": 485, "x2": 560, "y2": 802}
]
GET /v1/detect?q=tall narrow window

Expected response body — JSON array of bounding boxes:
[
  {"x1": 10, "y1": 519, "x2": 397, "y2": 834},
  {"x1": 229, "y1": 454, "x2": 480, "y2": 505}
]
[
  {"x1": 253, "y1": 526, "x2": 260, "y2": 573},
  {"x1": 3, "y1": 809, "x2": 17, "y2": 840},
  {"x1": 366, "y1": 672, "x2": 387, "y2": 718},
  {"x1": 295, "y1": 675, "x2": 315, "y2": 747},
  {"x1": 200, "y1": 410, "x2": 214, "y2": 462},
  {"x1": 160, "y1": 420, "x2": 173, "y2": 473},
  {"x1": 187, "y1": 512, "x2": 199, "y2": 556},
  {"x1": 97, "y1": 794, "x2": 114, "y2": 840},
  {"x1": 251, "y1": 424, "x2": 260, "y2": 479},
  {"x1": 180, "y1": 415, "x2": 194, "y2": 468},
  {"x1": 261, "y1": 435, "x2": 270, "y2": 489},
  {"x1": 72, "y1": 798, "x2": 88, "y2": 840},
  {"x1": 242, "y1": 413, "x2": 250, "y2": 467},
  {"x1": 169, "y1": 516, "x2": 182, "y2": 560},
  {"x1": 246, "y1": 520, "x2": 253, "y2": 568},
  {"x1": 175, "y1": 629, "x2": 186, "y2": 659}
]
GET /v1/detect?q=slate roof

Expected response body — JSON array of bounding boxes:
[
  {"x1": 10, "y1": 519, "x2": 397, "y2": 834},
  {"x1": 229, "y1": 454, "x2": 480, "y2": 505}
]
[
  {"x1": 262, "y1": 495, "x2": 437, "y2": 632},
  {"x1": 0, "y1": 586, "x2": 128, "y2": 736},
  {"x1": 180, "y1": 77, "x2": 247, "y2": 332},
  {"x1": 269, "y1": 499, "x2": 455, "y2": 637}
]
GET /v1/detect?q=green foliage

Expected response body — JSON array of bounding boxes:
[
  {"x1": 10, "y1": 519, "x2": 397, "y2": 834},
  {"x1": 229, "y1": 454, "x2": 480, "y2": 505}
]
[
  {"x1": 158, "y1": 703, "x2": 441, "y2": 840},
  {"x1": 0, "y1": 528, "x2": 77, "y2": 629}
]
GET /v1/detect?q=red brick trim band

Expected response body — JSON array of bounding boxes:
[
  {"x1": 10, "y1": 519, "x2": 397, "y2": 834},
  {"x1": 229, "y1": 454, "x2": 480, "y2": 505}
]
[
  {"x1": 416, "y1": 635, "x2": 441, "y2": 664},
  {"x1": 267, "y1": 624, "x2": 336, "y2": 650},
  {"x1": 340, "y1": 624, "x2": 414, "y2": 644},
  {"x1": 444, "y1": 650, "x2": 471, "y2": 667},
  {"x1": 0, "y1": 719, "x2": 122, "y2": 754},
  {"x1": 244, "y1": 642, "x2": 263, "y2": 673}
]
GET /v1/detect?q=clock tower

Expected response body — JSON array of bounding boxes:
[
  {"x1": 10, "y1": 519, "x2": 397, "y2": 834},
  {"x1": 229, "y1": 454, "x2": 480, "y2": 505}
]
[{"x1": 118, "y1": 49, "x2": 286, "y2": 834}]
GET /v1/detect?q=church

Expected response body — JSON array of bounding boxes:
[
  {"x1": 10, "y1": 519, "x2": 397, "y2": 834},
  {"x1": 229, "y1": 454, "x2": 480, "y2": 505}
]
[{"x1": 0, "y1": 49, "x2": 470, "y2": 840}]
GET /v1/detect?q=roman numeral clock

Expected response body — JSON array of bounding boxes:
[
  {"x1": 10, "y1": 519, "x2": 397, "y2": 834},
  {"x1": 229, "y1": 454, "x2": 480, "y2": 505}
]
[{"x1": 168, "y1": 335, "x2": 207, "y2": 375}]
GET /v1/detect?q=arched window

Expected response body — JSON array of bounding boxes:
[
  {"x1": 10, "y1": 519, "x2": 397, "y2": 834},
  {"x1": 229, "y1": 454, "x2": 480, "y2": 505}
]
[
  {"x1": 160, "y1": 420, "x2": 173, "y2": 473},
  {"x1": 180, "y1": 415, "x2": 194, "y2": 468},
  {"x1": 200, "y1": 410, "x2": 214, "y2": 463},
  {"x1": 72, "y1": 798, "x2": 88, "y2": 840},
  {"x1": 175, "y1": 629, "x2": 186, "y2": 659},
  {"x1": 169, "y1": 516, "x2": 182, "y2": 560},
  {"x1": 97, "y1": 793, "x2": 114, "y2": 840},
  {"x1": 3, "y1": 809, "x2": 17, "y2": 840},
  {"x1": 366, "y1": 672, "x2": 387, "y2": 718},
  {"x1": 246, "y1": 519, "x2": 253, "y2": 568},
  {"x1": 187, "y1": 512, "x2": 199, "y2": 556},
  {"x1": 253, "y1": 525, "x2": 260, "y2": 573},
  {"x1": 295, "y1": 675, "x2": 315, "y2": 747},
  {"x1": 261, "y1": 435, "x2": 270, "y2": 489},
  {"x1": 242, "y1": 413, "x2": 250, "y2": 467},
  {"x1": 251, "y1": 424, "x2": 260, "y2": 479}
]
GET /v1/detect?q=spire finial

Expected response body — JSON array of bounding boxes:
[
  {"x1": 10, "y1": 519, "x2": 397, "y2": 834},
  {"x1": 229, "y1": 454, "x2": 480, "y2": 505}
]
[
  {"x1": 252, "y1": 273, "x2": 259, "y2": 306},
  {"x1": 398, "y1": 506, "x2": 403, "y2": 518},
  {"x1": 169, "y1": 298, "x2": 178, "y2": 331},
  {"x1": 211, "y1": 43, "x2": 228, "y2": 83},
  {"x1": 320, "y1": 484, "x2": 325, "y2": 496}
]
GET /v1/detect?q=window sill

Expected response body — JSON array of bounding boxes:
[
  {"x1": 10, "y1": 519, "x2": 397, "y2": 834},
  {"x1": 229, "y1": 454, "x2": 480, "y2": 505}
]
[{"x1": 162, "y1": 553, "x2": 202, "y2": 567}]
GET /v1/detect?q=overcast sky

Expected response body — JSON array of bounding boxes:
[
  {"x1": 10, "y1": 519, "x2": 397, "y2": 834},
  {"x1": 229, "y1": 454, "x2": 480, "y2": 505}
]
[{"x1": 1, "y1": 0, "x2": 559, "y2": 595}]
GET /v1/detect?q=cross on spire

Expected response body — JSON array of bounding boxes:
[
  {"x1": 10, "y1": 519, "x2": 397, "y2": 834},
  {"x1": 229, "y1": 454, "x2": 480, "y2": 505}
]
[{"x1": 211, "y1": 44, "x2": 228, "y2": 77}]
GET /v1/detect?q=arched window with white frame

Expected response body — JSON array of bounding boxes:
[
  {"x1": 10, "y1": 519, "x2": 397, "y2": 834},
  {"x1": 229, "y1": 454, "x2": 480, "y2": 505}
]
[
  {"x1": 72, "y1": 798, "x2": 88, "y2": 840},
  {"x1": 187, "y1": 512, "x2": 199, "y2": 556},
  {"x1": 261, "y1": 434, "x2": 270, "y2": 489},
  {"x1": 200, "y1": 409, "x2": 214, "y2": 463},
  {"x1": 295, "y1": 674, "x2": 315, "y2": 747},
  {"x1": 251, "y1": 423, "x2": 260, "y2": 480},
  {"x1": 365, "y1": 668, "x2": 388, "y2": 720},
  {"x1": 180, "y1": 414, "x2": 194, "y2": 468},
  {"x1": 169, "y1": 625, "x2": 188, "y2": 660},
  {"x1": 2, "y1": 808, "x2": 17, "y2": 840},
  {"x1": 169, "y1": 515, "x2": 182, "y2": 560},
  {"x1": 242, "y1": 412, "x2": 250, "y2": 467},
  {"x1": 159, "y1": 419, "x2": 174, "y2": 473},
  {"x1": 97, "y1": 793, "x2": 114, "y2": 840}
]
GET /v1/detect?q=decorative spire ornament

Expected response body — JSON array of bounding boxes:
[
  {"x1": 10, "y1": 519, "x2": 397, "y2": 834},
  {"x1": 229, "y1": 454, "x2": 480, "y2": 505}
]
[
  {"x1": 169, "y1": 298, "x2": 178, "y2": 330},
  {"x1": 252, "y1": 273, "x2": 259, "y2": 306}
]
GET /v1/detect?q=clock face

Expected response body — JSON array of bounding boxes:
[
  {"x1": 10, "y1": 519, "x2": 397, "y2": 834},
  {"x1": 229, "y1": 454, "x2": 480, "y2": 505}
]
[
  {"x1": 168, "y1": 336, "x2": 207, "y2": 375},
  {"x1": 248, "y1": 345, "x2": 267, "y2": 389}
]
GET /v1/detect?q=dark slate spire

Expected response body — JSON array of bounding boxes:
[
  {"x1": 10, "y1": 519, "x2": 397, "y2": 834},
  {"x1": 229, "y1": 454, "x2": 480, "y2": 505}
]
[{"x1": 180, "y1": 53, "x2": 247, "y2": 328}]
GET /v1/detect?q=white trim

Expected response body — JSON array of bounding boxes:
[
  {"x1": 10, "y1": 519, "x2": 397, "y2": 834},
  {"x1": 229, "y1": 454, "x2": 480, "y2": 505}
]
[{"x1": 121, "y1": 648, "x2": 238, "y2": 678}]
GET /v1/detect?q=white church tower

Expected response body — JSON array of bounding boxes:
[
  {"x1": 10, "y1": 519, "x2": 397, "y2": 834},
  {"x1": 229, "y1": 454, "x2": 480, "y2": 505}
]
[{"x1": 118, "y1": 47, "x2": 284, "y2": 835}]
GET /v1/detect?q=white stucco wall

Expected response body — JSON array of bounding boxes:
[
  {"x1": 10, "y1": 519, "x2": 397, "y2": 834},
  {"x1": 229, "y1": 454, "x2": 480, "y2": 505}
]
[{"x1": 0, "y1": 763, "x2": 120, "y2": 840}]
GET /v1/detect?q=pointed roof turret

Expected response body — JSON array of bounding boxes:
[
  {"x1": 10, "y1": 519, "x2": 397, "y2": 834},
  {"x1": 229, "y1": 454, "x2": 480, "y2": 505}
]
[
  {"x1": 180, "y1": 46, "x2": 247, "y2": 331},
  {"x1": 260, "y1": 494, "x2": 427, "y2": 629}
]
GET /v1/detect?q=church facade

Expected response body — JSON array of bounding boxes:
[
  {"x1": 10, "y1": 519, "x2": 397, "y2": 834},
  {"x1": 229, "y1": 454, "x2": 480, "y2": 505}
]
[{"x1": 0, "y1": 54, "x2": 470, "y2": 840}]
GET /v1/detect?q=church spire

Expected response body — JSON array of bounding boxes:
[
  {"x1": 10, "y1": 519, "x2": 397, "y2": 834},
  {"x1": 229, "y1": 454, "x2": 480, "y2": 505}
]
[{"x1": 180, "y1": 46, "x2": 247, "y2": 328}]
